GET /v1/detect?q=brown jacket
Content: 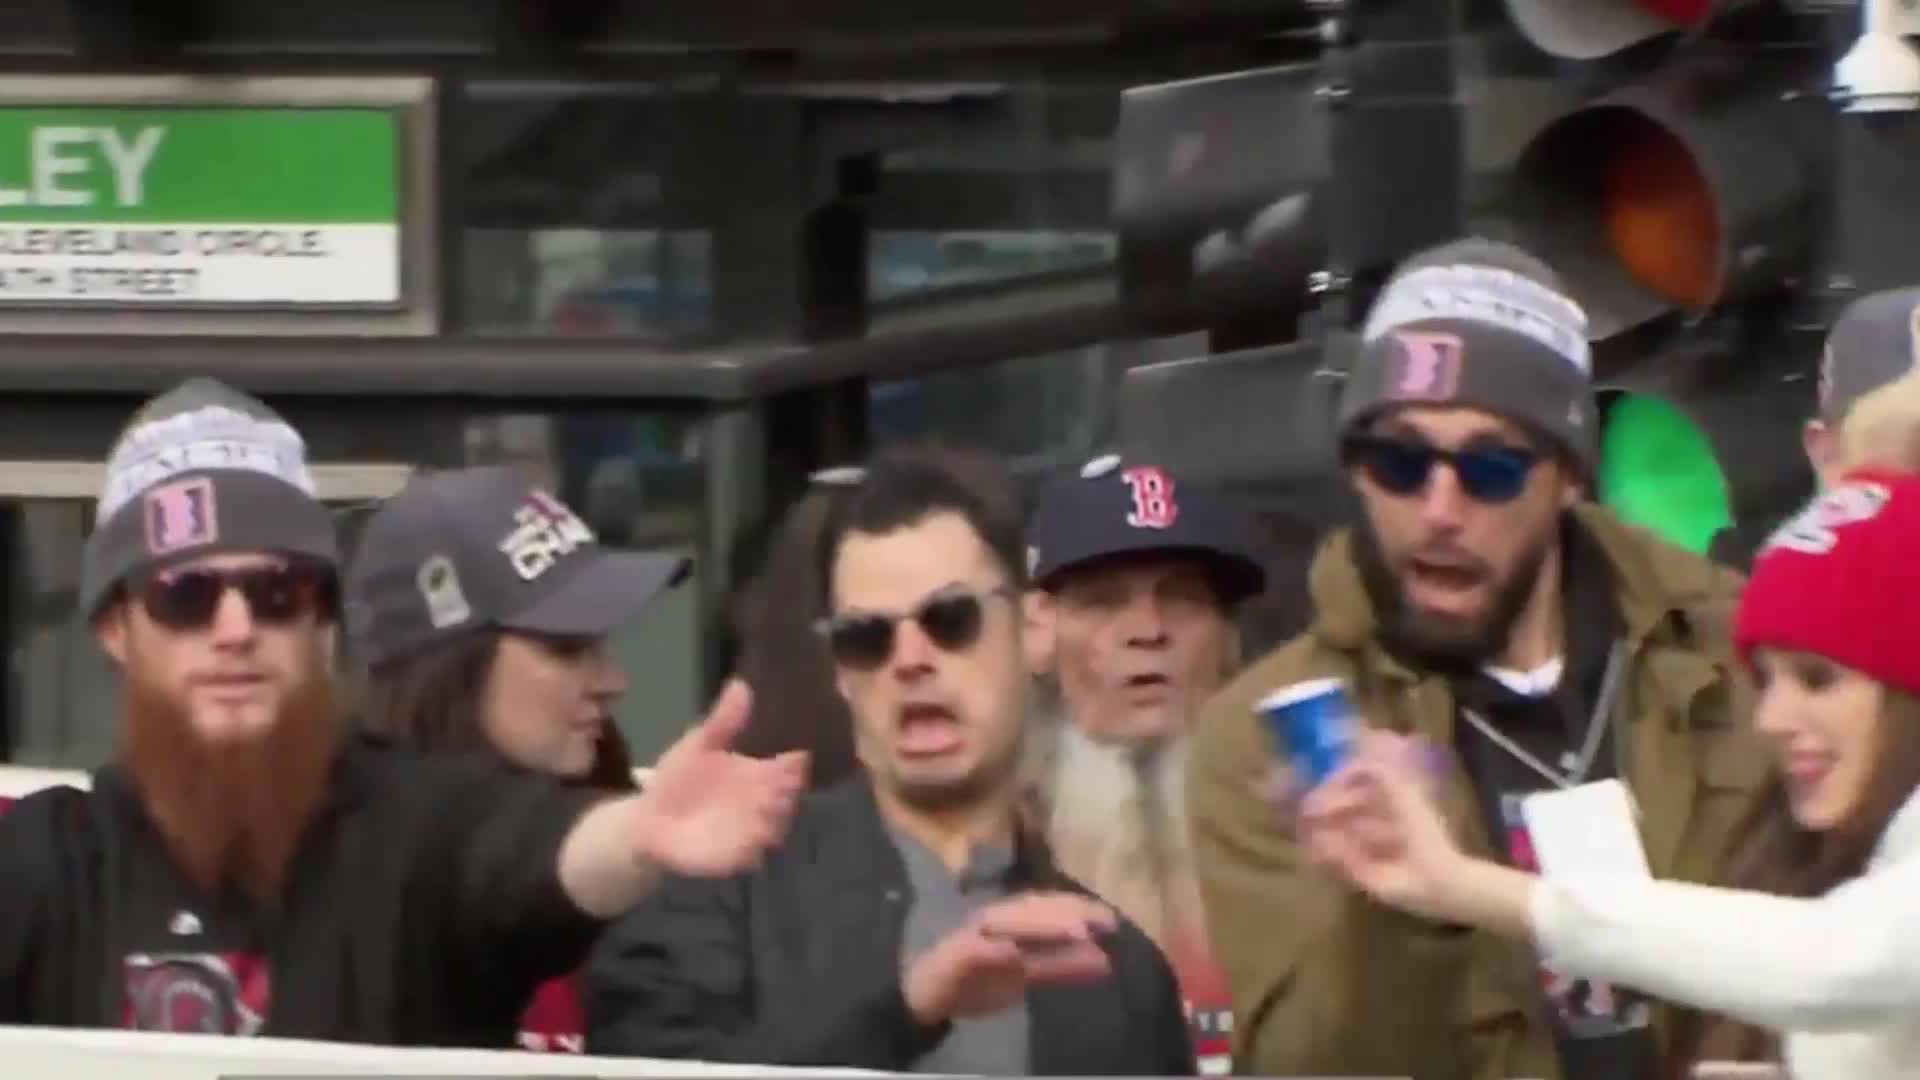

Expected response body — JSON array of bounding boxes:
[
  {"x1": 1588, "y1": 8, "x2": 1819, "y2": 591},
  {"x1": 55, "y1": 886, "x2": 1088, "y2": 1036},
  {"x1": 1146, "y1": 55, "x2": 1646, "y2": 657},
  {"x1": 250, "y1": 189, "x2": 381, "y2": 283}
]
[{"x1": 1187, "y1": 505, "x2": 1773, "y2": 1080}]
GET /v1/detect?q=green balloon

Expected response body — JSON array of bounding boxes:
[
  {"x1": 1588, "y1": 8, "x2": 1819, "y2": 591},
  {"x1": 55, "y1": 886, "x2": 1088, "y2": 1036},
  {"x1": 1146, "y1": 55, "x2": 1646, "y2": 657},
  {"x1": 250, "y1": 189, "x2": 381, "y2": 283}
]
[{"x1": 1597, "y1": 394, "x2": 1733, "y2": 555}]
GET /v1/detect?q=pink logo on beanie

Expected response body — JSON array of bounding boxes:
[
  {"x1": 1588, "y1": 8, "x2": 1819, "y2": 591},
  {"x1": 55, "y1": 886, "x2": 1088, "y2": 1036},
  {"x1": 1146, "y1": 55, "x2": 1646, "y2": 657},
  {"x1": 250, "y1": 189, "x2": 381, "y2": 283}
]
[
  {"x1": 1386, "y1": 330, "x2": 1465, "y2": 401},
  {"x1": 143, "y1": 477, "x2": 218, "y2": 556}
]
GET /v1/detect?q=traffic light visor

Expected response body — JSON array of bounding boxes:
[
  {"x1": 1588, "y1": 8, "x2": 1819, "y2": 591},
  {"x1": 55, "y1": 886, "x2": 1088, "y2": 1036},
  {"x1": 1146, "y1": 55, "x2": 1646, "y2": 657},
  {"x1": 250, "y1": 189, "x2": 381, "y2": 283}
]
[
  {"x1": 1597, "y1": 392, "x2": 1732, "y2": 554},
  {"x1": 1506, "y1": 0, "x2": 1722, "y2": 59}
]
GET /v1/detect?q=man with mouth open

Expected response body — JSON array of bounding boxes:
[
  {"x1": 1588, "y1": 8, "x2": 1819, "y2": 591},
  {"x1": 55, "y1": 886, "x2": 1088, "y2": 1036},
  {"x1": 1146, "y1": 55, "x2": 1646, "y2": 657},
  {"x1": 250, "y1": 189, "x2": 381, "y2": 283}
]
[
  {"x1": 587, "y1": 447, "x2": 1196, "y2": 1075},
  {"x1": 1186, "y1": 239, "x2": 1774, "y2": 1080},
  {"x1": 1021, "y1": 453, "x2": 1265, "y2": 1075},
  {"x1": 0, "y1": 379, "x2": 806, "y2": 1044}
]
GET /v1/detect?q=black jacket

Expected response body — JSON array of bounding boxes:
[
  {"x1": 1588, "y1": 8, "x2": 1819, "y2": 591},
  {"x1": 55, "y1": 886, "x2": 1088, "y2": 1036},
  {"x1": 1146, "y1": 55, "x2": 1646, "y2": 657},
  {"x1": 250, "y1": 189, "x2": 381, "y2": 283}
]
[
  {"x1": 584, "y1": 778, "x2": 1198, "y2": 1075},
  {"x1": 0, "y1": 735, "x2": 604, "y2": 1046}
]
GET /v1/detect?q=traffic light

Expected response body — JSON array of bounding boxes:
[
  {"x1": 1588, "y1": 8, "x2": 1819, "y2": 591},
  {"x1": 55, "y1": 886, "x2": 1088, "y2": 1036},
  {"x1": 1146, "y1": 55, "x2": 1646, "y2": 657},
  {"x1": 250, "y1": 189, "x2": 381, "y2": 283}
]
[
  {"x1": 1506, "y1": 54, "x2": 1822, "y2": 342},
  {"x1": 1112, "y1": 63, "x2": 1328, "y2": 341},
  {"x1": 1487, "y1": 23, "x2": 1828, "y2": 564},
  {"x1": 1114, "y1": 339, "x2": 1348, "y2": 515},
  {"x1": 1591, "y1": 325, "x2": 1819, "y2": 565}
]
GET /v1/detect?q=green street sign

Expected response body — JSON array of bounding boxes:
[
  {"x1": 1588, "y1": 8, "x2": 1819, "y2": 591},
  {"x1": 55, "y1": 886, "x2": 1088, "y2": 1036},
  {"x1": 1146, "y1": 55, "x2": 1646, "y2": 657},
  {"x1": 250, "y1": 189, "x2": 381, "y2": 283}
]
[{"x1": 0, "y1": 107, "x2": 400, "y2": 306}]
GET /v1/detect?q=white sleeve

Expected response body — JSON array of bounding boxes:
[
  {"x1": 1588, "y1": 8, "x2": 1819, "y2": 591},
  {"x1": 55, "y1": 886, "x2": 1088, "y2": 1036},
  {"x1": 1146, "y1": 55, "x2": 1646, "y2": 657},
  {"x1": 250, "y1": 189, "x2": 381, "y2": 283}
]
[{"x1": 1527, "y1": 855, "x2": 1920, "y2": 1032}]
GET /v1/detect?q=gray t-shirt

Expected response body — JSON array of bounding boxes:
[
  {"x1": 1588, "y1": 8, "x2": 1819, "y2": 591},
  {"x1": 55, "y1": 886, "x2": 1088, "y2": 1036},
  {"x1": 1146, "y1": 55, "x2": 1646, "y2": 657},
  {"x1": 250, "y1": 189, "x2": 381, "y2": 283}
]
[{"x1": 890, "y1": 829, "x2": 1030, "y2": 1076}]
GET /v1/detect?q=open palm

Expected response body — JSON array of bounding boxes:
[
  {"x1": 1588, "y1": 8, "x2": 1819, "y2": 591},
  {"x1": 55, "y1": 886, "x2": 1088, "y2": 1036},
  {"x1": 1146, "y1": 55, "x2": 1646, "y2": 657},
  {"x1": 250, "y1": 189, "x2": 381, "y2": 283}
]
[{"x1": 636, "y1": 679, "x2": 808, "y2": 877}]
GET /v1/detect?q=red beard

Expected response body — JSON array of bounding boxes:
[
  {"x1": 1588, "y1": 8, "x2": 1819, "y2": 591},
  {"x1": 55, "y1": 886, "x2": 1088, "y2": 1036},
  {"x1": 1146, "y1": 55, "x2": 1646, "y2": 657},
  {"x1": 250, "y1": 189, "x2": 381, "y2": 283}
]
[{"x1": 116, "y1": 653, "x2": 341, "y2": 909}]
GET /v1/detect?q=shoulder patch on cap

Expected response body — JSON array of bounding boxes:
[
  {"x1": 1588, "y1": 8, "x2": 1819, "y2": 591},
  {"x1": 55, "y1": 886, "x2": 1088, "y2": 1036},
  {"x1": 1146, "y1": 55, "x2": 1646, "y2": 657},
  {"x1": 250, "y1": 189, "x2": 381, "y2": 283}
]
[
  {"x1": 142, "y1": 477, "x2": 217, "y2": 556},
  {"x1": 1080, "y1": 453, "x2": 1123, "y2": 479},
  {"x1": 1384, "y1": 329, "x2": 1465, "y2": 402},
  {"x1": 1764, "y1": 482, "x2": 1891, "y2": 556},
  {"x1": 417, "y1": 554, "x2": 472, "y2": 630}
]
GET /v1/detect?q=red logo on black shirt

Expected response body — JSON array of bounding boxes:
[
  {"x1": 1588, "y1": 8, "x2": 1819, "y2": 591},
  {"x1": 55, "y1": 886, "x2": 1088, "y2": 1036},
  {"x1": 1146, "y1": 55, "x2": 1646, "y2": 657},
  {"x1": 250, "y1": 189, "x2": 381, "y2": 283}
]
[
  {"x1": 121, "y1": 952, "x2": 271, "y2": 1036},
  {"x1": 1189, "y1": 1001, "x2": 1234, "y2": 1073},
  {"x1": 1498, "y1": 795, "x2": 1650, "y2": 1039}
]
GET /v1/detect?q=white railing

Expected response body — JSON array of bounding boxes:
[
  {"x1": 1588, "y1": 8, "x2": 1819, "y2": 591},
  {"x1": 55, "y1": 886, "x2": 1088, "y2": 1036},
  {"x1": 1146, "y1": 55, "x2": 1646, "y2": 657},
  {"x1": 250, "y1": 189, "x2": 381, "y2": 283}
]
[
  {"x1": 0, "y1": 1026, "x2": 871, "y2": 1079},
  {"x1": 0, "y1": 764, "x2": 88, "y2": 799}
]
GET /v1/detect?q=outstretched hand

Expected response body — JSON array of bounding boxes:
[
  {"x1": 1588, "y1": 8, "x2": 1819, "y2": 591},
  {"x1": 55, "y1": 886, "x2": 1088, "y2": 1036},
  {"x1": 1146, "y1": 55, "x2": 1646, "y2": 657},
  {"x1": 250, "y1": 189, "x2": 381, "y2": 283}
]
[
  {"x1": 1296, "y1": 731, "x2": 1471, "y2": 921},
  {"x1": 633, "y1": 679, "x2": 809, "y2": 877}
]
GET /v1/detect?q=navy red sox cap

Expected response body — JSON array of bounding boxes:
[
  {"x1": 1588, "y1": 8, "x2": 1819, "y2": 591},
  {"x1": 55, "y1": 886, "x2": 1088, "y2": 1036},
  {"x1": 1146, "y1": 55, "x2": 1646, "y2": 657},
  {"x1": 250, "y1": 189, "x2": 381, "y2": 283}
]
[{"x1": 1026, "y1": 454, "x2": 1267, "y2": 605}]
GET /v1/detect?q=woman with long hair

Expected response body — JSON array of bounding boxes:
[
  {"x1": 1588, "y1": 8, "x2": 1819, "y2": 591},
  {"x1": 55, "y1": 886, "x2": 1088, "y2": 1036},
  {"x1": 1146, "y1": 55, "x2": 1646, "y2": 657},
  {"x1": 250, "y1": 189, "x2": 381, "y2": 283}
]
[
  {"x1": 1299, "y1": 467, "x2": 1920, "y2": 1078},
  {"x1": 346, "y1": 465, "x2": 689, "y2": 1052}
]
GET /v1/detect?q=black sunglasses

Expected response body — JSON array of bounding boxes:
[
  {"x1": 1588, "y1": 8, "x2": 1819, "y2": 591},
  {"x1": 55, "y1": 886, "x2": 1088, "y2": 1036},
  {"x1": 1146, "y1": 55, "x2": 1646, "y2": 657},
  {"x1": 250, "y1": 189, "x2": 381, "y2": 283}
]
[
  {"x1": 138, "y1": 563, "x2": 335, "y2": 633},
  {"x1": 817, "y1": 586, "x2": 1014, "y2": 671},
  {"x1": 1342, "y1": 433, "x2": 1541, "y2": 504}
]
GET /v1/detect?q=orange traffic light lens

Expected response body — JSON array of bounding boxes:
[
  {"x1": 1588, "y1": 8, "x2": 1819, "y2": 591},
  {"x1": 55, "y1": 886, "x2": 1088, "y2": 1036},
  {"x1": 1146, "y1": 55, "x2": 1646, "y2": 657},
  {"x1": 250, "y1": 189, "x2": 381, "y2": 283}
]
[{"x1": 1600, "y1": 118, "x2": 1720, "y2": 309}]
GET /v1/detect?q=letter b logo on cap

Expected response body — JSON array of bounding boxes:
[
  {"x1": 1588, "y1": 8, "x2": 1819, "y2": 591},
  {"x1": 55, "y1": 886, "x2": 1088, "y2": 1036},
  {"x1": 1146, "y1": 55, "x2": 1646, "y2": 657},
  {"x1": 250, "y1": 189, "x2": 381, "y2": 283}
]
[{"x1": 1122, "y1": 465, "x2": 1178, "y2": 530}]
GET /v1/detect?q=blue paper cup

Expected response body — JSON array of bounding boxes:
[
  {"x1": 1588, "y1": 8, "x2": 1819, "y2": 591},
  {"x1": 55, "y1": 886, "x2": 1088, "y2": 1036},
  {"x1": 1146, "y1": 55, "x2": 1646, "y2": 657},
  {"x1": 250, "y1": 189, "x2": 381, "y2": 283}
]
[{"x1": 1256, "y1": 677, "x2": 1355, "y2": 790}]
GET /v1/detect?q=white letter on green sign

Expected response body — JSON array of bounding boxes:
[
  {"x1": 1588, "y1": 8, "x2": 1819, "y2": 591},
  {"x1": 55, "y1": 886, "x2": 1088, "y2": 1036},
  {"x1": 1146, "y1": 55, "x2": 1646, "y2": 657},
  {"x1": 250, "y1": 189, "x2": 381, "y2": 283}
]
[{"x1": 0, "y1": 125, "x2": 165, "y2": 209}]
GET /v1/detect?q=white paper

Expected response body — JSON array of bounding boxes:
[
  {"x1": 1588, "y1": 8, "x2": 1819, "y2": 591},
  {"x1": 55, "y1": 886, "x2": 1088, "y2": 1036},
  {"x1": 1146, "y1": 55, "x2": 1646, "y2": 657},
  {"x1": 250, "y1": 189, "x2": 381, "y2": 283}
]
[{"x1": 1521, "y1": 779, "x2": 1652, "y2": 881}]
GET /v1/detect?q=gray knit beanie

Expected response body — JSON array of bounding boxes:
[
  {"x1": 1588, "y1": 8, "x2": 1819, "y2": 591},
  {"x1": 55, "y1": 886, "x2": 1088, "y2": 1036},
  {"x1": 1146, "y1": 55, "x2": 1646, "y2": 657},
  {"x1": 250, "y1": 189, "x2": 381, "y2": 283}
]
[
  {"x1": 79, "y1": 378, "x2": 339, "y2": 620},
  {"x1": 1339, "y1": 238, "x2": 1598, "y2": 471}
]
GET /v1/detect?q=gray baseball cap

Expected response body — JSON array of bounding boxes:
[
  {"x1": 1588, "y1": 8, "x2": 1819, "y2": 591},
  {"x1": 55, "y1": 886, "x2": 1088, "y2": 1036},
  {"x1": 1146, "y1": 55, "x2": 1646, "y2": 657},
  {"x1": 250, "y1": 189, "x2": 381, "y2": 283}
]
[
  {"x1": 1819, "y1": 286, "x2": 1920, "y2": 425},
  {"x1": 345, "y1": 465, "x2": 689, "y2": 667}
]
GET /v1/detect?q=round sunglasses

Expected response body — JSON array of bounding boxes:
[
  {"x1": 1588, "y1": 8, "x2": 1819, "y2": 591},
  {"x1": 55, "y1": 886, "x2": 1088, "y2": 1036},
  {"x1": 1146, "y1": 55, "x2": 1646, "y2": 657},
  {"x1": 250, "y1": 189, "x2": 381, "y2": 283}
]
[
  {"x1": 816, "y1": 585, "x2": 1015, "y2": 670},
  {"x1": 137, "y1": 563, "x2": 335, "y2": 633},
  {"x1": 1341, "y1": 433, "x2": 1541, "y2": 504}
]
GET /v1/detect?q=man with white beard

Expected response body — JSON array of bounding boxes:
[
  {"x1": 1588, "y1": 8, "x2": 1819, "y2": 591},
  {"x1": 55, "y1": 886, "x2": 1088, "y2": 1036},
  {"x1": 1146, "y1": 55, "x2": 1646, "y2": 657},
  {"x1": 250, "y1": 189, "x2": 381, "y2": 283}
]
[{"x1": 1022, "y1": 454, "x2": 1265, "y2": 1075}]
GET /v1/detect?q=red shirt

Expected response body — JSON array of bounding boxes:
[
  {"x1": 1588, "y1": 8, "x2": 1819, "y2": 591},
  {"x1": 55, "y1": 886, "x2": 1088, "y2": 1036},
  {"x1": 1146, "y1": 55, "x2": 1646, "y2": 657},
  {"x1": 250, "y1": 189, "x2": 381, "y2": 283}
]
[{"x1": 517, "y1": 974, "x2": 585, "y2": 1053}]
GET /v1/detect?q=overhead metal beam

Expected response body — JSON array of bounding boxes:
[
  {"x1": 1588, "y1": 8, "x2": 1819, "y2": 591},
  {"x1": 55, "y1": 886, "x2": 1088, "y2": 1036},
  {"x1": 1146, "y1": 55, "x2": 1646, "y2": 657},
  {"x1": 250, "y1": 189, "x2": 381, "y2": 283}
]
[
  {"x1": 0, "y1": 276, "x2": 1115, "y2": 403},
  {"x1": 12, "y1": 0, "x2": 1323, "y2": 60}
]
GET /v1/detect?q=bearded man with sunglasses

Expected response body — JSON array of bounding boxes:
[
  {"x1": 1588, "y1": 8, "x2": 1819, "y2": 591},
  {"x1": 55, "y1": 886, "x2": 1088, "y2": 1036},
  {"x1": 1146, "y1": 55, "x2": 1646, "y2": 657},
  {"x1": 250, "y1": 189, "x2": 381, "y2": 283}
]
[
  {"x1": 1187, "y1": 239, "x2": 1773, "y2": 1080},
  {"x1": 0, "y1": 378, "x2": 806, "y2": 1043},
  {"x1": 587, "y1": 448, "x2": 1196, "y2": 1075}
]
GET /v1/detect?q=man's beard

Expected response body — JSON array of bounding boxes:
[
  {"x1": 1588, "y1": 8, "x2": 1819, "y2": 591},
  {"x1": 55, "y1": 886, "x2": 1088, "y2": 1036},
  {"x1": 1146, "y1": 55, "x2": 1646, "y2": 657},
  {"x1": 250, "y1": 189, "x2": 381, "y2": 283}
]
[
  {"x1": 117, "y1": 656, "x2": 342, "y2": 909},
  {"x1": 1353, "y1": 518, "x2": 1551, "y2": 668},
  {"x1": 1043, "y1": 723, "x2": 1202, "y2": 951}
]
